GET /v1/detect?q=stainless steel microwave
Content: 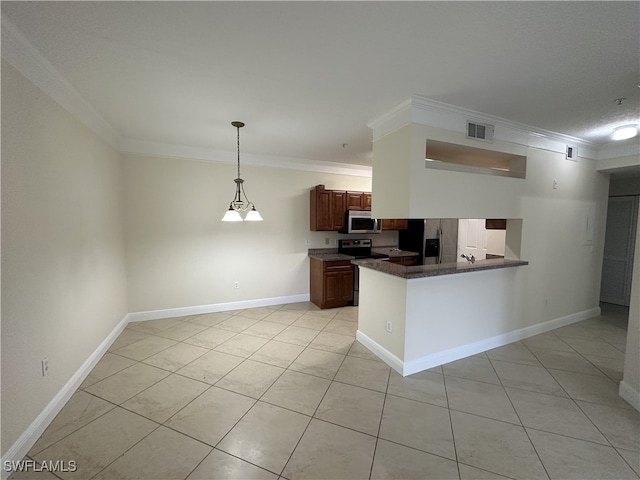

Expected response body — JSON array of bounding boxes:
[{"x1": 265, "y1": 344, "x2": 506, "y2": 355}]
[{"x1": 345, "y1": 210, "x2": 382, "y2": 234}]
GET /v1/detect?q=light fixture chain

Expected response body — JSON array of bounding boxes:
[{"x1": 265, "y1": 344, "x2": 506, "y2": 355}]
[{"x1": 236, "y1": 124, "x2": 241, "y2": 179}]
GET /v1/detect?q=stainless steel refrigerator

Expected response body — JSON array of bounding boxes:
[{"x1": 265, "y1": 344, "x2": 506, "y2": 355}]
[{"x1": 398, "y1": 219, "x2": 459, "y2": 265}]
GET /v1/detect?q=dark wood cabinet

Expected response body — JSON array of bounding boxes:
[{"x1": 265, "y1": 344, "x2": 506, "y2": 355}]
[
  {"x1": 331, "y1": 191, "x2": 347, "y2": 231},
  {"x1": 346, "y1": 192, "x2": 372, "y2": 211},
  {"x1": 310, "y1": 258, "x2": 354, "y2": 309},
  {"x1": 310, "y1": 185, "x2": 370, "y2": 231},
  {"x1": 364, "y1": 193, "x2": 372, "y2": 210},
  {"x1": 486, "y1": 219, "x2": 507, "y2": 230},
  {"x1": 347, "y1": 192, "x2": 365, "y2": 210},
  {"x1": 388, "y1": 255, "x2": 419, "y2": 266},
  {"x1": 381, "y1": 219, "x2": 409, "y2": 231},
  {"x1": 310, "y1": 185, "x2": 347, "y2": 231}
]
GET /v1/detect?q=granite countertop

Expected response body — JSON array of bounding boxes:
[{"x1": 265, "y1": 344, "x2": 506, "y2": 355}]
[
  {"x1": 307, "y1": 248, "x2": 354, "y2": 261},
  {"x1": 308, "y1": 247, "x2": 419, "y2": 262},
  {"x1": 352, "y1": 257, "x2": 528, "y2": 279},
  {"x1": 372, "y1": 247, "x2": 420, "y2": 258}
]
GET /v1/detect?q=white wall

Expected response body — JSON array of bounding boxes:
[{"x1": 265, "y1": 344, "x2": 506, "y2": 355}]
[
  {"x1": 1, "y1": 62, "x2": 129, "y2": 455},
  {"x1": 486, "y1": 229, "x2": 506, "y2": 256},
  {"x1": 358, "y1": 268, "x2": 407, "y2": 360},
  {"x1": 372, "y1": 124, "x2": 609, "y2": 324},
  {"x1": 123, "y1": 154, "x2": 375, "y2": 313}
]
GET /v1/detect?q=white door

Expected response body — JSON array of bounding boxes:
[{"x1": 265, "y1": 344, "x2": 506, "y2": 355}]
[
  {"x1": 600, "y1": 196, "x2": 638, "y2": 306},
  {"x1": 458, "y1": 219, "x2": 487, "y2": 262}
]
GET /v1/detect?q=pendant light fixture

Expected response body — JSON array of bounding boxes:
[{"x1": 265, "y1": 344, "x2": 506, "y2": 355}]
[{"x1": 221, "y1": 121, "x2": 263, "y2": 222}]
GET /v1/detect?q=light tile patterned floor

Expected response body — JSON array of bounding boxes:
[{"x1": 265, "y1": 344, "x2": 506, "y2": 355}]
[{"x1": 10, "y1": 302, "x2": 639, "y2": 480}]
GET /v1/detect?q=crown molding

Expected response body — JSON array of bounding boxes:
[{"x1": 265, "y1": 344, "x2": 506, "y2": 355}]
[
  {"x1": 1, "y1": 15, "x2": 122, "y2": 148},
  {"x1": 2, "y1": 15, "x2": 370, "y2": 178},
  {"x1": 120, "y1": 138, "x2": 373, "y2": 177},
  {"x1": 368, "y1": 94, "x2": 599, "y2": 160}
]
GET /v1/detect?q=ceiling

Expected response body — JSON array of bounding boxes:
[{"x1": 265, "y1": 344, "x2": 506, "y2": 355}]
[{"x1": 2, "y1": 1, "x2": 639, "y2": 167}]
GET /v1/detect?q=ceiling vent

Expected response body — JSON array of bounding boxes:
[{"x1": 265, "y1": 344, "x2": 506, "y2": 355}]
[{"x1": 466, "y1": 121, "x2": 494, "y2": 143}]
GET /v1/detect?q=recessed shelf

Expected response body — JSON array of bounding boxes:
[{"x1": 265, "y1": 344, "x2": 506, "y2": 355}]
[{"x1": 425, "y1": 139, "x2": 526, "y2": 179}]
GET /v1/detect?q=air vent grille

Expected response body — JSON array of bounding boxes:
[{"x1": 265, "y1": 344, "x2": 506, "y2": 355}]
[{"x1": 466, "y1": 121, "x2": 494, "y2": 142}]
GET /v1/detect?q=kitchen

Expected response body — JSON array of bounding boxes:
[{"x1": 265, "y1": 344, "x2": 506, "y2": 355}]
[{"x1": 308, "y1": 184, "x2": 511, "y2": 310}]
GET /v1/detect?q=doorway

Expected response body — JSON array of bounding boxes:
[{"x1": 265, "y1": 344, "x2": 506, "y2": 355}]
[{"x1": 600, "y1": 195, "x2": 639, "y2": 306}]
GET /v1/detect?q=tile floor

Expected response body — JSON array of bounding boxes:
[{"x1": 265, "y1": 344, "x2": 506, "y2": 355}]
[{"x1": 10, "y1": 302, "x2": 639, "y2": 480}]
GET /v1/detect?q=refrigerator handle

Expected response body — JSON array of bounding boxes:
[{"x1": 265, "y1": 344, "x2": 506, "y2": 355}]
[{"x1": 438, "y1": 227, "x2": 443, "y2": 264}]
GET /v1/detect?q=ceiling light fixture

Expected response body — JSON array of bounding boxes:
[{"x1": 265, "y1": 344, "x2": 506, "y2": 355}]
[
  {"x1": 221, "y1": 121, "x2": 263, "y2": 222},
  {"x1": 611, "y1": 124, "x2": 639, "y2": 141}
]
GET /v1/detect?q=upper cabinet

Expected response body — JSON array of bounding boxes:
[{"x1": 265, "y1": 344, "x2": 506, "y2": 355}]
[
  {"x1": 347, "y1": 192, "x2": 372, "y2": 211},
  {"x1": 381, "y1": 219, "x2": 408, "y2": 231},
  {"x1": 485, "y1": 219, "x2": 507, "y2": 230},
  {"x1": 310, "y1": 185, "x2": 370, "y2": 231}
]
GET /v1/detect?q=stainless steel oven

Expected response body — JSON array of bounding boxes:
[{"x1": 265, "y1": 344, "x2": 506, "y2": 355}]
[{"x1": 338, "y1": 238, "x2": 388, "y2": 306}]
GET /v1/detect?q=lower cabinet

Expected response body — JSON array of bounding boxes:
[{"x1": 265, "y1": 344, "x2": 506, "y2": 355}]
[
  {"x1": 310, "y1": 258, "x2": 354, "y2": 309},
  {"x1": 388, "y1": 256, "x2": 419, "y2": 266}
]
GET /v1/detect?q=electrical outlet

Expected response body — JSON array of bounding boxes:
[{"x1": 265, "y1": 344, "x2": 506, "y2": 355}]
[
  {"x1": 324, "y1": 238, "x2": 330, "y2": 245},
  {"x1": 234, "y1": 281, "x2": 239, "y2": 289},
  {"x1": 553, "y1": 179, "x2": 558, "y2": 190},
  {"x1": 41, "y1": 358, "x2": 49, "y2": 376},
  {"x1": 304, "y1": 239, "x2": 311, "y2": 246},
  {"x1": 386, "y1": 321, "x2": 393, "y2": 333}
]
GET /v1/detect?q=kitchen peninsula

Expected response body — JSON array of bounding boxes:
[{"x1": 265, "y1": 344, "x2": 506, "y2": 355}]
[
  {"x1": 355, "y1": 257, "x2": 528, "y2": 376},
  {"x1": 308, "y1": 246, "x2": 420, "y2": 309}
]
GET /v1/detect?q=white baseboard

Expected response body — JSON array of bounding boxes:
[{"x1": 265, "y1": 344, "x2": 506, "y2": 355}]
[
  {"x1": 1, "y1": 314, "x2": 131, "y2": 480},
  {"x1": 128, "y1": 294, "x2": 310, "y2": 323},
  {"x1": 619, "y1": 381, "x2": 640, "y2": 412},
  {"x1": 357, "y1": 307, "x2": 601, "y2": 377},
  {"x1": 356, "y1": 330, "x2": 404, "y2": 375}
]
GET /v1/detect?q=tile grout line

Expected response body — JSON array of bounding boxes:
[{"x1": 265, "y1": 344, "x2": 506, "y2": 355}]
[
  {"x1": 503, "y1": 338, "x2": 634, "y2": 478},
  {"x1": 274, "y1": 310, "x2": 346, "y2": 477},
  {"x1": 27, "y1": 392, "x2": 119, "y2": 459},
  {"x1": 87, "y1": 413, "x2": 164, "y2": 480},
  {"x1": 367, "y1": 366, "x2": 393, "y2": 480},
  {"x1": 441, "y1": 371, "x2": 463, "y2": 480},
  {"x1": 486, "y1": 353, "x2": 553, "y2": 480}
]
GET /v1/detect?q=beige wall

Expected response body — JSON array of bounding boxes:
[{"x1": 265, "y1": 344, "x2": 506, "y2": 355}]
[
  {"x1": 371, "y1": 124, "x2": 413, "y2": 218},
  {"x1": 123, "y1": 154, "x2": 376, "y2": 312},
  {"x1": 1, "y1": 62, "x2": 129, "y2": 454}
]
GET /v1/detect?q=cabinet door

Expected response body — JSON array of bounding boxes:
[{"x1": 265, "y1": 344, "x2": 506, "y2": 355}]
[
  {"x1": 395, "y1": 219, "x2": 408, "y2": 230},
  {"x1": 310, "y1": 189, "x2": 332, "y2": 231},
  {"x1": 338, "y1": 269, "x2": 354, "y2": 302},
  {"x1": 347, "y1": 192, "x2": 365, "y2": 211},
  {"x1": 364, "y1": 193, "x2": 372, "y2": 211},
  {"x1": 331, "y1": 191, "x2": 347, "y2": 231},
  {"x1": 402, "y1": 256, "x2": 418, "y2": 266},
  {"x1": 324, "y1": 271, "x2": 341, "y2": 304},
  {"x1": 381, "y1": 219, "x2": 395, "y2": 230}
]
